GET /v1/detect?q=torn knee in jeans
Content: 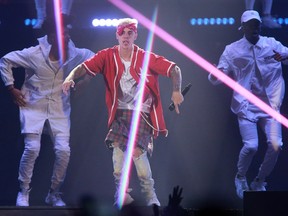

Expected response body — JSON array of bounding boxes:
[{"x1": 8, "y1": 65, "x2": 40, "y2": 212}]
[
  {"x1": 112, "y1": 142, "x2": 120, "y2": 147},
  {"x1": 133, "y1": 147, "x2": 144, "y2": 158}
]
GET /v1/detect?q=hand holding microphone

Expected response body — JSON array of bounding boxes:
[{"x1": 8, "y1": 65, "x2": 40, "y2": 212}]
[{"x1": 169, "y1": 83, "x2": 192, "y2": 111}]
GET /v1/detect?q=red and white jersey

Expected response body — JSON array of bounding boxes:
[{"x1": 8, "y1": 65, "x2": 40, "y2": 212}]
[{"x1": 83, "y1": 44, "x2": 176, "y2": 137}]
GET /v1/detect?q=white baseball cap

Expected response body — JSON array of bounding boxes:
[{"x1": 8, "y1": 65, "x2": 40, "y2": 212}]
[
  {"x1": 241, "y1": 10, "x2": 262, "y2": 23},
  {"x1": 238, "y1": 10, "x2": 262, "y2": 30}
]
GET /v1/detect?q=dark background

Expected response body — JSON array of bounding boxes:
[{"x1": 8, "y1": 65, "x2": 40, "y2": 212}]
[{"x1": 0, "y1": 0, "x2": 288, "y2": 211}]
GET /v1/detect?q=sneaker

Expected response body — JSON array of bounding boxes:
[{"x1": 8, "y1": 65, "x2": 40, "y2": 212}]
[
  {"x1": 123, "y1": 193, "x2": 134, "y2": 205},
  {"x1": 45, "y1": 191, "x2": 66, "y2": 206},
  {"x1": 114, "y1": 188, "x2": 134, "y2": 206},
  {"x1": 147, "y1": 195, "x2": 160, "y2": 207},
  {"x1": 16, "y1": 189, "x2": 31, "y2": 206},
  {"x1": 114, "y1": 192, "x2": 134, "y2": 206},
  {"x1": 235, "y1": 175, "x2": 249, "y2": 199},
  {"x1": 262, "y1": 15, "x2": 281, "y2": 29},
  {"x1": 250, "y1": 179, "x2": 267, "y2": 191}
]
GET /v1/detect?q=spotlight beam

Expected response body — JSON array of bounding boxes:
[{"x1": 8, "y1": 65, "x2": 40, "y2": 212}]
[{"x1": 108, "y1": 0, "x2": 288, "y2": 129}]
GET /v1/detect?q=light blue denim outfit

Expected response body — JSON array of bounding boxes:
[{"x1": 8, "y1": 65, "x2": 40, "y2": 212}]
[
  {"x1": 0, "y1": 36, "x2": 94, "y2": 191},
  {"x1": 209, "y1": 35, "x2": 288, "y2": 182}
]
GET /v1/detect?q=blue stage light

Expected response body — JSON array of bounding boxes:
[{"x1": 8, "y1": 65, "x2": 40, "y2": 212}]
[
  {"x1": 222, "y1": 18, "x2": 228, "y2": 25},
  {"x1": 203, "y1": 18, "x2": 209, "y2": 25},
  {"x1": 228, "y1": 18, "x2": 235, "y2": 25},
  {"x1": 190, "y1": 17, "x2": 235, "y2": 26},
  {"x1": 24, "y1": 19, "x2": 31, "y2": 26},
  {"x1": 210, "y1": 18, "x2": 215, "y2": 25},
  {"x1": 31, "y1": 19, "x2": 37, "y2": 26},
  {"x1": 190, "y1": 18, "x2": 197, "y2": 26},
  {"x1": 197, "y1": 18, "x2": 203, "y2": 25},
  {"x1": 278, "y1": 18, "x2": 283, "y2": 24}
]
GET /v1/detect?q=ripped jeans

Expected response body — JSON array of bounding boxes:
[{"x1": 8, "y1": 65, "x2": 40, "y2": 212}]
[
  {"x1": 112, "y1": 146, "x2": 159, "y2": 205},
  {"x1": 18, "y1": 133, "x2": 70, "y2": 191}
]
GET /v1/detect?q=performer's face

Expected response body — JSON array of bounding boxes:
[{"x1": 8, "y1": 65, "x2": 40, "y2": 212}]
[
  {"x1": 116, "y1": 27, "x2": 137, "y2": 49},
  {"x1": 242, "y1": 19, "x2": 261, "y2": 44},
  {"x1": 48, "y1": 27, "x2": 71, "y2": 51}
]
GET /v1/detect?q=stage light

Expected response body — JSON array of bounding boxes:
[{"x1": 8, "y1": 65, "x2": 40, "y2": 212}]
[
  {"x1": 22, "y1": 17, "x2": 288, "y2": 28},
  {"x1": 203, "y1": 18, "x2": 209, "y2": 25},
  {"x1": 31, "y1": 19, "x2": 37, "y2": 26},
  {"x1": 24, "y1": 19, "x2": 31, "y2": 26},
  {"x1": 273, "y1": 17, "x2": 278, "y2": 23},
  {"x1": 23, "y1": 18, "x2": 37, "y2": 27},
  {"x1": 189, "y1": 17, "x2": 235, "y2": 26},
  {"x1": 190, "y1": 18, "x2": 196, "y2": 25},
  {"x1": 105, "y1": 18, "x2": 114, "y2": 26},
  {"x1": 91, "y1": 18, "x2": 119, "y2": 27},
  {"x1": 278, "y1": 18, "x2": 283, "y2": 24},
  {"x1": 197, "y1": 18, "x2": 203, "y2": 25},
  {"x1": 229, "y1": 17, "x2": 235, "y2": 25},
  {"x1": 272, "y1": 17, "x2": 288, "y2": 25},
  {"x1": 216, "y1": 18, "x2": 222, "y2": 25},
  {"x1": 210, "y1": 18, "x2": 216, "y2": 25}
]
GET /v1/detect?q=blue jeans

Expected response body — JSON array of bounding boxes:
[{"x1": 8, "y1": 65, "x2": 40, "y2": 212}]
[{"x1": 112, "y1": 147, "x2": 159, "y2": 205}]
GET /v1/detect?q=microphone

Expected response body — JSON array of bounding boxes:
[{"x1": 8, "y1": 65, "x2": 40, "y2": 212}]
[{"x1": 169, "y1": 83, "x2": 192, "y2": 111}]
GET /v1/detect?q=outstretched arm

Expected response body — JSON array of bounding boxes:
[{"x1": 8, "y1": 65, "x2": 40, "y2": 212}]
[
  {"x1": 62, "y1": 64, "x2": 87, "y2": 95},
  {"x1": 170, "y1": 65, "x2": 184, "y2": 114}
]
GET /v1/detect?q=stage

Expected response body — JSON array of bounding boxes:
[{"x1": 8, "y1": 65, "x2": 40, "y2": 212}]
[{"x1": 1, "y1": 1, "x2": 288, "y2": 215}]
